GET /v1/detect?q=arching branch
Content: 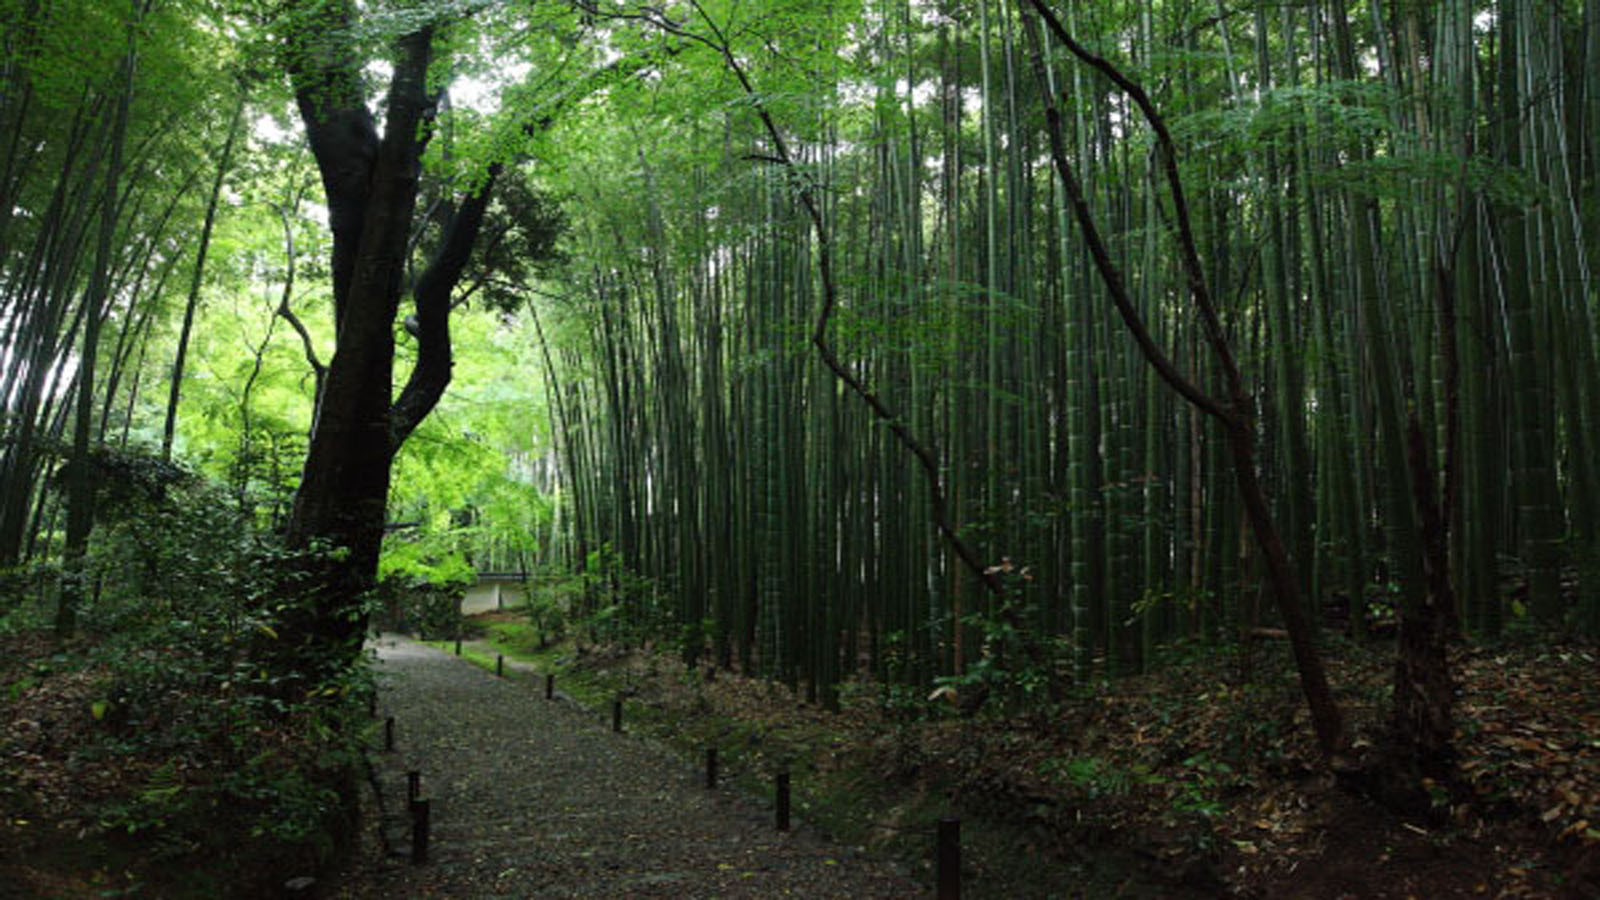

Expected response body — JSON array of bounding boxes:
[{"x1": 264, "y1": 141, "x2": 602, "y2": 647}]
[
  {"x1": 614, "y1": 0, "x2": 1004, "y2": 596},
  {"x1": 1019, "y1": 0, "x2": 1345, "y2": 757},
  {"x1": 269, "y1": 193, "x2": 327, "y2": 407}
]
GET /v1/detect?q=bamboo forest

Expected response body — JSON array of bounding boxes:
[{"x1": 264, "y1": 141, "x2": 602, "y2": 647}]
[{"x1": 3, "y1": 0, "x2": 1599, "y2": 896}]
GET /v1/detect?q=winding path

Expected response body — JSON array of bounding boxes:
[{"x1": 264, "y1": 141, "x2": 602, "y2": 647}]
[{"x1": 333, "y1": 636, "x2": 920, "y2": 898}]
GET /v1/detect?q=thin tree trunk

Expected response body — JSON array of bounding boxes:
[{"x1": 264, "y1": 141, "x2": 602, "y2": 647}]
[
  {"x1": 161, "y1": 92, "x2": 244, "y2": 459},
  {"x1": 59, "y1": 7, "x2": 138, "y2": 637}
]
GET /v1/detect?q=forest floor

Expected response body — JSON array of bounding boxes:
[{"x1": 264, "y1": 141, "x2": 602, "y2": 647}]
[
  {"x1": 442, "y1": 614, "x2": 1600, "y2": 898},
  {"x1": 5, "y1": 616, "x2": 1598, "y2": 898}
]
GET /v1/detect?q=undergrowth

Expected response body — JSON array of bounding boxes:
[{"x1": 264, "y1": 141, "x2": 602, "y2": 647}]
[
  {"x1": 0, "y1": 449, "x2": 372, "y2": 898},
  {"x1": 451, "y1": 606, "x2": 1598, "y2": 899}
]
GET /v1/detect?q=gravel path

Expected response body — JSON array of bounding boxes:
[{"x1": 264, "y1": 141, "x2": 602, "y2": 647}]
[{"x1": 332, "y1": 636, "x2": 922, "y2": 898}]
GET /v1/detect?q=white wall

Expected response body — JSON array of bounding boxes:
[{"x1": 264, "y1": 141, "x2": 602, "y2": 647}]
[{"x1": 461, "y1": 578, "x2": 527, "y2": 615}]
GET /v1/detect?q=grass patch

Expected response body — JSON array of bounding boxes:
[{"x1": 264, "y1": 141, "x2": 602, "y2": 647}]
[{"x1": 420, "y1": 631, "x2": 613, "y2": 710}]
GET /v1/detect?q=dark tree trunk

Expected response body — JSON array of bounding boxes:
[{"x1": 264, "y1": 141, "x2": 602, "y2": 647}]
[
  {"x1": 1019, "y1": 0, "x2": 1347, "y2": 757},
  {"x1": 280, "y1": 11, "x2": 495, "y2": 666},
  {"x1": 1392, "y1": 413, "x2": 1456, "y2": 771},
  {"x1": 59, "y1": 19, "x2": 137, "y2": 638},
  {"x1": 1387, "y1": 260, "x2": 1463, "y2": 783}
]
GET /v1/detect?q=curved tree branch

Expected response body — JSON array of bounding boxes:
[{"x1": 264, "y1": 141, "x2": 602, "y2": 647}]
[
  {"x1": 1020, "y1": 0, "x2": 1345, "y2": 757},
  {"x1": 626, "y1": 0, "x2": 1005, "y2": 595},
  {"x1": 269, "y1": 195, "x2": 326, "y2": 407},
  {"x1": 1024, "y1": 0, "x2": 1247, "y2": 408},
  {"x1": 389, "y1": 163, "x2": 501, "y2": 452}
]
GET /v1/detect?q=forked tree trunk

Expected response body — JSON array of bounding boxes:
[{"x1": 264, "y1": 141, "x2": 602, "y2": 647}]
[{"x1": 280, "y1": 10, "x2": 494, "y2": 666}]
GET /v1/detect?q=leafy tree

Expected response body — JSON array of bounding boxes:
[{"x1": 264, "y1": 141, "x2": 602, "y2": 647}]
[{"x1": 266, "y1": 0, "x2": 578, "y2": 664}]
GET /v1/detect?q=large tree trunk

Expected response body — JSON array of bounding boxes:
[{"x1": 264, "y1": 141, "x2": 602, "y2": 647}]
[
  {"x1": 279, "y1": 11, "x2": 494, "y2": 666},
  {"x1": 278, "y1": 21, "x2": 427, "y2": 662}
]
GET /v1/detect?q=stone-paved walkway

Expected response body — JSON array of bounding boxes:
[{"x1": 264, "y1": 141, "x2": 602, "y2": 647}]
[{"x1": 331, "y1": 636, "x2": 922, "y2": 898}]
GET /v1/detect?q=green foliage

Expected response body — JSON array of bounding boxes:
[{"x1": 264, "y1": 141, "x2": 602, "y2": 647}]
[
  {"x1": 8, "y1": 0, "x2": 1588, "y2": 812},
  {"x1": 1318, "y1": 152, "x2": 1547, "y2": 208},
  {"x1": 1038, "y1": 754, "x2": 1135, "y2": 799},
  {"x1": 373, "y1": 576, "x2": 464, "y2": 639},
  {"x1": 933, "y1": 568, "x2": 1068, "y2": 716},
  {"x1": 576, "y1": 544, "x2": 668, "y2": 645},
  {"x1": 519, "y1": 576, "x2": 573, "y2": 641},
  {"x1": 0, "y1": 562, "x2": 56, "y2": 622},
  {"x1": 384, "y1": 309, "x2": 557, "y2": 576},
  {"x1": 373, "y1": 534, "x2": 470, "y2": 638},
  {"x1": 0, "y1": 452, "x2": 372, "y2": 882},
  {"x1": 1168, "y1": 753, "x2": 1232, "y2": 821},
  {"x1": 414, "y1": 170, "x2": 569, "y2": 314},
  {"x1": 88, "y1": 637, "x2": 368, "y2": 858},
  {"x1": 482, "y1": 618, "x2": 555, "y2": 655},
  {"x1": 378, "y1": 540, "x2": 474, "y2": 587},
  {"x1": 60, "y1": 446, "x2": 256, "y2": 633}
]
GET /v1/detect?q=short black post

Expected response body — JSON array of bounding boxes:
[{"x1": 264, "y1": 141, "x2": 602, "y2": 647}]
[
  {"x1": 705, "y1": 747, "x2": 718, "y2": 789},
  {"x1": 367, "y1": 691, "x2": 377, "y2": 716},
  {"x1": 384, "y1": 716, "x2": 395, "y2": 752},
  {"x1": 496, "y1": 654, "x2": 504, "y2": 677},
  {"x1": 612, "y1": 696, "x2": 623, "y2": 733},
  {"x1": 775, "y1": 771, "x2": 791, "y2": 831},
  {"x1": 407, "y1": 770, "x2": 420, "y2": 804},
  {"x1": 937, "y1": 817, "x2": 960, "y2": 900},
  {"x1": 410, "y1": 799, "x2": 430, "y2": 864},
  {"x1": 544, "y1": 673, "x2": 554, "y2": 699},
  {"x1": 454, "y1": 636, "x2": 461, "y2": 656}
]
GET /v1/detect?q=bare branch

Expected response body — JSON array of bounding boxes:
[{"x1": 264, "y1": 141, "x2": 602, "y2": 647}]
[
  {"x1": 624, "y1": 0, "x2": 1006, "y2": 595},
  {"x1": 270, "y1": 197, "x2": 327, "y2": 405},
  {"x1": 1024, "y1": 0, "x2": 1247, "y2": 409}
]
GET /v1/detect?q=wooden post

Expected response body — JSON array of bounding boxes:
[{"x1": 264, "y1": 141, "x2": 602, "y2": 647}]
[
  {"x1": 384, "y1": 716, "x2": 395, "y2": 752},
  {"x1": 706, "y1": 747, "x2": 718, "y2": 789},
  {"x1": 407, "y1": 770, "x2": 420, "y2": 804},
  {"x1": 775, "y1": 771, "x2": 790, "y2": 831},
  {"x1": 496, "y1": 654, "x2": 504, "y2": 677},
  {"x1": 937, "y1": 818, "x2": 960, "y2": 899},
  {"x1": 545, "y1": 673, "x2": 554, "y2": 699},
  {"x1": 454, "y1": 636, "x2": 461, "y2": 656},
  {"x1": 410, "y1": 799, "x2": 430, "y2": 864},
  {"x1": 612, "y1": 697, "x2": 622, "y2": 733}
]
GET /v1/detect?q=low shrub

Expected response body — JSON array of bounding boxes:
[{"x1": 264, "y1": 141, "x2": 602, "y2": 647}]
[{"x1": 1, "y1": 448, "x2": 373, "y2": 895}]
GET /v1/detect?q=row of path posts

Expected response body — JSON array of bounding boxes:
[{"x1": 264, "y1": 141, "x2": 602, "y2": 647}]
[{"x1": 373, "y1": 635, "x2": 963, "y2": 898}]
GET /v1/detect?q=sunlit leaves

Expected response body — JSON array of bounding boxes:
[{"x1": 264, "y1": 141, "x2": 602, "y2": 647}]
[{"x1": 386, "y1": 308, "x2": 556, "y2": 574}]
